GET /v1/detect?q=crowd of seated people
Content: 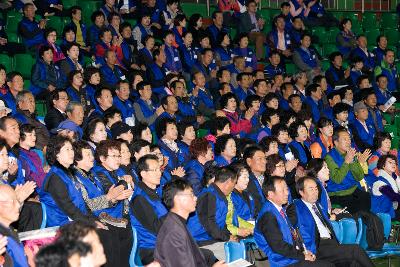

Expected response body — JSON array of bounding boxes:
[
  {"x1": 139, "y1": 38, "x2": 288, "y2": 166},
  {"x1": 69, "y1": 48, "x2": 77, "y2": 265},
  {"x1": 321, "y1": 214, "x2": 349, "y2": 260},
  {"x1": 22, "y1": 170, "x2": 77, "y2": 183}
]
[{"x1": 0, "y1": 0, "x2": 399, "y2": 266}]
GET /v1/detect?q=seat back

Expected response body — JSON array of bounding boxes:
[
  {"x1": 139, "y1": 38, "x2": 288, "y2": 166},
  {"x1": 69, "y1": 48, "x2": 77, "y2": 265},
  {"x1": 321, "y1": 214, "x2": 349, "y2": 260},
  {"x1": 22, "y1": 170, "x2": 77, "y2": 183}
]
[
  {"x1": 224, "y1": 241, "x2": 246, "y2": 263},
  {"x1": 330, "y1": 220, "x2": 343, "y2": 243},
  {"x1": 129, "y1": 226, "x2": 143, "y2": 267},
  {"x1": 340, "y1": 218, "x2": 357, "y2": 244},
  {"x1": 377, "y1": 213, "x2": 391, "y2": 240}
]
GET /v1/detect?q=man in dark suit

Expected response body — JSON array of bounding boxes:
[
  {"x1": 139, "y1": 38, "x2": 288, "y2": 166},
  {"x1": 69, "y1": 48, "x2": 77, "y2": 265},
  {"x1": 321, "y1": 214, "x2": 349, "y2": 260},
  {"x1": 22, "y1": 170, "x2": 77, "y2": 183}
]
[
  {"x1": 287, "y1": 177, "x2": 374, "y2": 267},
  {"x1": 237, "y1": 0, "x2": 266, "y2": 60},
  {"x1": 44, "y1": 90, "x2": 69, "y2": 131},
  {"x1": 254, "y1": 176, "x2": 334, "y2": 266},
  {"x1": 154, "y1": 179, "x2": 226, "y2": 267}
]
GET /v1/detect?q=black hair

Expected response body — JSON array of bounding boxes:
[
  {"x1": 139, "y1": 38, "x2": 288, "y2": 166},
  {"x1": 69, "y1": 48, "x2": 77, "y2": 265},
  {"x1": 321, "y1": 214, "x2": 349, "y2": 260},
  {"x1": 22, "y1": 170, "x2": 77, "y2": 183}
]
[
  {"x1": 243, "y1": 145, "x2": 264, "y2": 161},
  {"x1": 219, "y1": 92, "x2": 238, "y2": 109},
  {"x1": 39, "y1": 45, "x2": 53, "y2": 57},
  {"x1": 19, "y1": 124, "x2": 36, "y2": 142},
  {"x1": 262, "y1": 175, "x2": 285, "y2": 197},
  {"x1": 296, "y1": 176, "x2": 318, "y2": 194},
  {"x1": 215, "y1": 166, "x2": 237, "y2": 183},
  {"x1": 210, "y1": 117, "x2": 230, "y2": 136},
  {"x1": 46, "y1": 135, "x2": 73, "y2": 166},
  {"x1": 332, "y1": 102, "x2": 350, "y2": 118},
  {"x1": 137, "y1": 154, "x2": 159, "y2": 179},
  {"x1": 155, "y1": 117, "x2": 177, "y2": 138},
  {"x1": 83, "y1": 118, "x2": 105, "y2": 141},
  {"x1": 215, "y1": 134, "x2": 235, "y2": 155},
  {"x1": 288, "y1": 121, "x2": 307, "y2": 139},
  {"x1": 162, "y1": 179, "x2": 193, "y2": 209},
  {"x1": 374, "y1": 132, "x2": 392, "y2": 150}
]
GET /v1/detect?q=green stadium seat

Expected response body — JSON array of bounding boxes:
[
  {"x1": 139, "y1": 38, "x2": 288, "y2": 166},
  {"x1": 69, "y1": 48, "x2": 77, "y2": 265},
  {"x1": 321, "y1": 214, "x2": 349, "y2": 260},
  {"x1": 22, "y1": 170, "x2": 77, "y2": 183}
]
[
  {"x1": 314, "y1": 30, "x2": 329, "y2": 45},
  {"x1": 259, "y1": 9, "x2": 270, "y2": 20},
  {"x1": 362, "y1": 12, "x2": 377, "y2": 30},
  {"x1": 46, "y1": 16, "x2": 64, "y2": 34},
  {"x1": 351, "y1": 21, "x2": 363, "y2": 35},
  {"x1": 14, "y1": 54, "x2": 34, "y2": 79},
  {"x1": 269, "y1": 9, "x2": 281, "y2": 18},
  {"x1": 392, "y1": 136, "x2": 400, "y2": 149},
  {"x1": 384, "y1": 28, "x2": 399, "y2": 46},
  {"x1": 7, "y1": 33, "x2": 21, "y2": 44},
  {"x1": 6, "y1": 15, "x2": 21, "y2": 34},
  {"x1": 63, "y1": 0, "x2": 77, "y2": 9},
  {"x1": 329, "y1": 11, "x2": 343, "y2": 21},
  {"x1": 343, "y1": 12, "x2": 359, "y2": 23},
  {"x1": 381, "y1": 13, "x2": 398, "y2": 30},
  {"x1": 384, "y1": 124, "x2": 398, "y2": 137},
  {"x1": 81, "y1": 1, "x2": 101, "y2": 24},
  {"x1": 35, "y1": 100, "x2": 47, "y2": 117},
  {"x1": 197, "y1": 129, "x2": 208, "y2": 138},
  {"x1": 322, "y1": 44, "x2": 337, "y2": 58},
  {"x1": 313, "y1": 44, "x2": 323, "y2": 56},
  {"x1": 365, "y1": 29, "x2": 381, "y2": 45},
  {"x1": 286, "y1": 63, "x2": 297, "y2": 75},
  {"x1": 181, "y1": 3, "x2": 208, "y2": 17},
  {"x1": 321, "y1": 59, "x2": 330, "y2": 71},
  {"x1": 0, "y1": 54, "x2": 12, "y2": 71},
  {"x1": 328, "y1": 28, "x2": 340, "y2": 43},
  {"x1": 24, "y1": 80, "x2": 31, "y2": 90}
]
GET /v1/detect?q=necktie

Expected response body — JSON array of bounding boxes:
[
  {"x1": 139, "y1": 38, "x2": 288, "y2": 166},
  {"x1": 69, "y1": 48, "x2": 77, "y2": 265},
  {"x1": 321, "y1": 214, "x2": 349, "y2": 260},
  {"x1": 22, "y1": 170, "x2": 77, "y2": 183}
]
[
  {"x1": 312, "y1": 204, "x2": 331, "y2": 236},
  {"x1": 280, "y1": 209, "x2": 286, "y2": 220}
]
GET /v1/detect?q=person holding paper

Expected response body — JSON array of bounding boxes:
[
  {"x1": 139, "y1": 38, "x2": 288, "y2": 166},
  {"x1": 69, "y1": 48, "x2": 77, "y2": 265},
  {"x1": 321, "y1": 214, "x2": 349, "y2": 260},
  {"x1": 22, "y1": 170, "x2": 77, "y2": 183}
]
[
  {"x1": 154, "y1": 179, "x2": 227, "y2": 267},
  {"x1": 374, "y1": 49, "x2": 398, "y2": 93},
  {"x1": 254, "y1": 176, "x2": 334, "y2": 266},
  {"x1": 286, "y1": 177, "x2": 374, "y2": 266}
]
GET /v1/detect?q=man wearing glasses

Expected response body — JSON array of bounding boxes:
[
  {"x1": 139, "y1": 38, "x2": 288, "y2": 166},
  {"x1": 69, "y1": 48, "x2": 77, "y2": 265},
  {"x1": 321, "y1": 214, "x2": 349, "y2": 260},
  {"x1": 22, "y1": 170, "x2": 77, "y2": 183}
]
[{"x1": 130, "y1": 154, "x2": 167, "y2": 265}]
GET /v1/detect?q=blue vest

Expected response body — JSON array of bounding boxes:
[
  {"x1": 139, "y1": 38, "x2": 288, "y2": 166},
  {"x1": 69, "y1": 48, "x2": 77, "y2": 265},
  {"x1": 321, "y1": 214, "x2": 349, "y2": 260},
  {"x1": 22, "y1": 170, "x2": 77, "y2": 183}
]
[
  {"x1": 371, "y1": 174, "x2": 397, "y2": 218},
  {"x1": 289, "y1": 140, "x2": 310, "y2": 166},
  {"x1": 254, "y1": 200, "x2": 298, "y2": 266},
  {"x1": 305, "y1": 96, "x2": 323, "y2": 123},
  {"x1": 336, "y1": 31, "x2": 353, "y2": 56},
  {"x1": 6, "y1": 234, "x2": 28, "y2": 267},
  {"x1": 381, "y1": 66, "x2": 398, "y2": 92},
  {"x1": 130, "y1": 185, "x2": 167, "y2": 248},
  {"x1": 179, "y1": 45, "x2": 198, "y2": 72},
  {"x1": 187, "y1": 185, "x2": 228, "y2": 241},
  {"x1": 373, "y1": 47, "x2": 385, "y2": 66},
  {"x1": 8, "y1": 151, "x2": 25, "y2": 187},
  {"x1": 113, "y1": 96, "x2": 134, "y2": 122},
  {"x1": 100, "y1": 64, "x2": 125, "y2": 87},
  {"x1": 30, "y1": 60, "x2": 60, "y2": 96},
  {"x1": 366, "y1": 108, "x2": 384, "y2": 133},
  {"x1": 264, "y1": 64, "x2": 285, "y2": 79},
  {"x1": 164, "y1": 45, "x2": 182, "y2": 72},
  {"x1": 233, "y1": 86, "x2": 249, "y2": 103},
  {"x1": 316, "y1": 179, "x2": 330, "y2": 213},
  {"x1": 233, "y1": 47, "x2": 257, "y2": 70},
  {"x1": 177, "y1": 141, "x2": 190, "y2": 165},
  {"x1": 214, "y1": 155, "x2": 230, "y2": 167},
  {"x1": 295, "y1": 47, "x2": 318, "y2": 68},
  {"x1": 313, "y1": 137, "x2": 328, "y2": 159},
  {"x1": 352, "y1": 119, "x2": 376, "y2": 147},
  {"x1": 214, "y1": 46, "x2": 234, "y2": 66},
  {"x1": 135, "y1": 98, "x2": 157, "y2": 130},
  {"x1": 326, "y1": 148, "x2": 359, "y2": 193},
  {"x1": 158, "y1": 140, "x2": 183, "y2": 171},
  {"x1": 351, "y1": 47, "x2": 375, "y2": 69},
  {"x1": 184, "y1": 159, "x2": 205, "y2": 196},
  {"x1": 146, "y1": 63, "x2": 166, "y2": 93},
  {"x1": 0, "y1": 91, "x2": 17, "y2": 115},
  {"x1": 75, "y1": 169, "x2": 124, "y2": 218},
  {"x1": 270, "y1": 30, "x2": 292, "y2": 50},
  {"x1": 374, "y1": 88, "x2": 391, "y2": 106},
  {"x1": 290, "y1": 0, "x2": 305, "y2": 18},
  {"x1": 172, "y1": 26, "x2": 185, "y2": 48},
  {"x1": 231, "y1": 190, "x2": 255, "y2": 227},
  {"x1": 293, "y1": 199, "x2": 332, "y2": 254},
  {"x1": 40, "y1": 166, "x2": 88, "y2": 227}
]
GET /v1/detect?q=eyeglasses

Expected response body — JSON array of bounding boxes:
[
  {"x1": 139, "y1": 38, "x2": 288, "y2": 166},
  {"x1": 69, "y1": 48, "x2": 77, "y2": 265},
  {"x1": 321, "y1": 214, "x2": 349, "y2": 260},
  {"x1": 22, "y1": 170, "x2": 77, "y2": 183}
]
[{"x1": 177, "y1": 193, "x2": 195, "y2": 198}]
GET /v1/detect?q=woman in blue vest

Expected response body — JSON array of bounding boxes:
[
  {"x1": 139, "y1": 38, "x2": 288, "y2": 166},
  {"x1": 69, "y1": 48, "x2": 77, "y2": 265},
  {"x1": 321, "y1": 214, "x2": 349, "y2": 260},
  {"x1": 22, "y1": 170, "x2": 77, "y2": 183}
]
[
  {"x1": 228, "y1": 162, "x2": 256, "y2": 234},
  {"x1": 40, "y1": 136, "x2": 97, "y2": 227},
  {"x1": 184, "y1": 138, "x2": 214, "y2": 196},
  {"x1": 163, "y1": 30, "x2": 183, "y2": 73},
  {"x1": 336, "y1": 18, "x2": 357, "y2": 58},
  {"x1": 265, "y1": 154, "x2": 296, "y2": 200},
  {"x1": 176, "y1": 122, "x2": 196, "y2": 165},
  {"x1": 73, "y1": 140, "x2": 133, "y2": 267},
  {"x1": 30, "y1": 45, "x2": 62, "y2": 99},
  {"x1": 133, "y1": 14, "x2": 153, "y2": 50},
  {"x1": 288, "y1": 122, "x2": 311, "y2": 167},
  {"x1": 83, "y1": 118, "x2": 108, "y2": 151},
  {"x1": 233, "y1": 33, "x2": 257, "y2": 71},
  {"x1": 214, "y1": 134, "x2": 237, "y2": 167},
  {"x1": 178, "y1": 31, "x2": 199, "y2": 75},
  {"x1": 66, "y1": 70, "x2": 89, "y2": 111},
  {"x1": 83, "y1": 67, "x2": 102, "y2": 110},
  {"x1": 214, "y1": 32, "x2": 234, "y2": 68},
  {"x1": 138, "y1": 35, "x2": 155, "y2": 69},
  {"x1": 371, "y1": 154, "x2": 400, "y2": 219}
]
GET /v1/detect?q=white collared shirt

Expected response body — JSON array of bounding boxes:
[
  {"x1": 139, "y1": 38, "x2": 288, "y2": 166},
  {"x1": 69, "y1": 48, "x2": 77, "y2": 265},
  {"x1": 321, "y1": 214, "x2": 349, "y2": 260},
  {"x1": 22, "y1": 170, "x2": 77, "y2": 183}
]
[{"x1": 302, "y1": 200, "x2": 331, "y2": 239}]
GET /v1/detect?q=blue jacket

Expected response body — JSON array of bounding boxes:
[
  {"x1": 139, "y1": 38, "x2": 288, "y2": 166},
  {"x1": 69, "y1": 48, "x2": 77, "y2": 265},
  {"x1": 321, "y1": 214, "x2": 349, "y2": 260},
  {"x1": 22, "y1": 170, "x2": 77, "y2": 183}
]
[
  {"x1": 371, "y1": 172, "x2": 399, "y2": 218},
  {"x1": 187, "y1": 184, "x2": 229, "y2": 242},
  {"x1": 184, "y1": 159, "x2": 205, "y2": 196},
  {"x1": 158, "y1": 139, "x2": 183, "y2": 172},
  {"x1": 295, "y1": 47, "x2": 318, "y2": 69},
  {"x1": 367, "y1": 107, "x2": 384, "y2": 133},
  {"x1": 113, "y1": 96, "x2": 135, "y2": 125},
  {"x1": 179, "y1": 44, "x2": 199, "y2": 73},
  {"x1": 214, "y1": 155, "x2": 231, "y2": 167},
  {"x1": 264, "y1": 64, "x2": 286, "y2": 79},
  {"x1": 18, "y1": 17, "x2": 45, "y2": 48},
  {"x1": 40, "y1": 166, "x2": 88, "y2": 227},
  {"x1": 134, "y1": 98, "x2": 157, "y2": 130},
  {"x1": 350, "y1": 47, "x2": 375, "y2": 69},
  {"x1": 254, "y1": 200, "x2": 299, "y2": 266},
  {"x1": 0, "y1": 90, "x2": 17, "y2": 115},
  {"x1": 288, "y1": 140, "x2": 310, "y2": 167},
  {"x1": 233, "y1": 47, "x2": 257, "y2": 70},
  {"x1": 30, "y1": 59, "x2": 61, "y2": 96},
  {"x1": 372, "y1": 46, "x2": 385, "y2": 66},
  {"x1": 4, "y1": 230, "x2": 29, "y2": 267},
  {"x1": 146, "y1": 63, "x2": 167, "y2": 96},
  {"x1": 374, "y1": 88, "x2": 391, "y2": 106}
]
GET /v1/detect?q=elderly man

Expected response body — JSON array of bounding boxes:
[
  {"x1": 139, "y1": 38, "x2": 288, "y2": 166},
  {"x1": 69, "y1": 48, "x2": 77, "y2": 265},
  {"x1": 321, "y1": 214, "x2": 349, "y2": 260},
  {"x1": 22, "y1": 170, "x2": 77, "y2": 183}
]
[{"x1": 0, "y1": 185, "x2": 29, "y2": 267}]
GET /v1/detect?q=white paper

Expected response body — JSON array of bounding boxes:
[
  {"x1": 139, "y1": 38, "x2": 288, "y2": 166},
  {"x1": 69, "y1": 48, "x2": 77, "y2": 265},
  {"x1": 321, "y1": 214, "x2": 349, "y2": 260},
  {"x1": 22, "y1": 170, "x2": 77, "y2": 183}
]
[
  {"x1": 227, "y1": 259, "x2": 253, "y2": 267},
  {"x1": 285, "y1": 152, "x2": 295, "y2": 161},
  {"x1": 18, "y1": 226, "x2": 59, "y2": 241},
  {"x1": 383, "y1": 96, "x2": 396, "y2": 112}
]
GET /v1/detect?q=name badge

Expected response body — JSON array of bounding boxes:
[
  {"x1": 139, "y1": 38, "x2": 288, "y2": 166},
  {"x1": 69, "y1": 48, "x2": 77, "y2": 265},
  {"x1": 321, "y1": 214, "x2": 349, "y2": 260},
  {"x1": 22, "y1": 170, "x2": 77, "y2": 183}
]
[
  {"x1": 174, "y1": 56, "x2": 179, "y2": 62},
  {"x1": 120, "y1": 75, "x2": 126, "y2": 80},
  {"x1": 194, "y1": 55, "x2": 197, "y2": 59},
  {"x1": 246, "y1": 57, "x2": 252, "y2": 62},
  {"x1": 312, "y1": 54, "x2": 316, "y2": 59},
  {"x1": 286, "y1": 40, "x2": 291, "y2": 44},
  {"x1": 285, "y1": 152, "x2": 295, "y2": 161}
]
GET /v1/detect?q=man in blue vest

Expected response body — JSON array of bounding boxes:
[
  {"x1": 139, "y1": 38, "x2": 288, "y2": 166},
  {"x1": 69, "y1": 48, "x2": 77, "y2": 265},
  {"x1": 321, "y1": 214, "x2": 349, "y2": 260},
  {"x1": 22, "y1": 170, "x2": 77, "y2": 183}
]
[
  {"x1": 113, "y1": 80, "x2": 135, "y2": 126},
  {"x1": 304, "y1": 83, "x2": 323, "y2": 124},
  {"x1": 254, "y1": 176, "x2": 334, "y2": 266},
  {"x1": 130, "y1": 154, "x2": 167, "y2": 265},
  {"x1": 0, "y1": 185, "x2": 29, "y2": 267},
  {"x1": 187, "y1": 167, "x2": 238, "y2": 260},
  {"x1": 325, "y1": 127, "x2": 371, "y2": 213},
  {"x1": 374, "y1": 49, "x2": 399, "y2": 93},
  {"x1": 293, "y1": 33, "x2": 321, "y2": 81},
  {"x1": 351, "y1": 101, "x2": 376, "y2": 150},
  {"x1": 287, "y1": 177, "x2": 374, "y2": 266},
  {"x1": 18, "y1": 3, "x2": 46, "y2": 50}
]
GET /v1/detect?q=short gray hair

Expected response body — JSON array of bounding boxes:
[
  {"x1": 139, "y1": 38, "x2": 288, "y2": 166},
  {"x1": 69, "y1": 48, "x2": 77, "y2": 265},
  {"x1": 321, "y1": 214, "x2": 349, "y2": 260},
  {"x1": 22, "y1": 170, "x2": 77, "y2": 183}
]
[
  {"x1": 66, "y1": 101, "x2": 84, "y2": 114},
  {"x1": 16, "y1": 90, "x2": 33, "y2": 104}
]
